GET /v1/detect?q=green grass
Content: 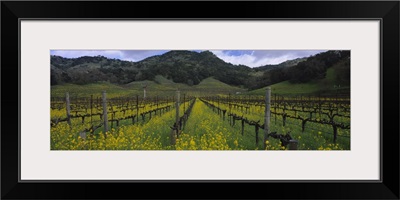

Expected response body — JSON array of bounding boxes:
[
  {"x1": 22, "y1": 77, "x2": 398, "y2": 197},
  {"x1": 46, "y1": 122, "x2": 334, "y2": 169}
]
[
  {"x1": 195, "y1": 77, "x2": 236, "y2": 89},
  {"x1": 51, "y1": 82, "x2": 129, "y2": 98},
  {"x1": 51, "y1": 77, "x2": 246, "y2": 98},
  {"x1": 123, "y1": 79, "x2": 178, "y2": 97},
  {"x1": 154, "y1": 75, "x2": 175, "y2": 85},
  {"x1": 194, "y1": 77, "x2": 246, "y2": 96},
  {"x1": 247, "y1": 80, "x2": 321, "y2": 96},
  {"x1": 248, "y1": 67, "x2": 349, "y2": 96}
]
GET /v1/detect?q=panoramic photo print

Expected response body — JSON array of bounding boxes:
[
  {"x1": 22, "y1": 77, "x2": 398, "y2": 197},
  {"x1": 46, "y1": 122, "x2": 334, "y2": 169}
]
[{"x1": 50, "y1": 50, "x2": 350, "y2": 150}]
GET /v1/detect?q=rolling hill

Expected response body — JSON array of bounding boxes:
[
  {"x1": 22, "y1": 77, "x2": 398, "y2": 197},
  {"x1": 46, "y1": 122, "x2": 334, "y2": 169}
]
[
  {"x1": 51, "y1": 50, "x2": 253, "y2": 87},
  {"x1": 248, "y1": 63, "x2": 350, "y2": 96},
  {"x1": 51, "y1": 76, "x2": 245, "y2": 98},
  {"x1": 51, "y1": 50, "x2": 350, "y2": 96}
]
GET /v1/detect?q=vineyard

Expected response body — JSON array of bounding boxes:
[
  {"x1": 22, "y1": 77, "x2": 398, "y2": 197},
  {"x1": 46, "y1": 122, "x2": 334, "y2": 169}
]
[{"x1": 51, "y1": 89, "x2": 350, "y2": 150}]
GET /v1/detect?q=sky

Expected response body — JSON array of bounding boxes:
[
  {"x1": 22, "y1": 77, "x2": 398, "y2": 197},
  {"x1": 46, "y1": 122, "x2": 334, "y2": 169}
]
[{"x1": 50, "y1": 50, "x2": 327, "y2": 68}]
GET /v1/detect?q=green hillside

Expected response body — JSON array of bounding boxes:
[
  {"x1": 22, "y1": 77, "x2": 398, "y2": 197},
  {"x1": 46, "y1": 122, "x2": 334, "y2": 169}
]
[
  {"x1": 193, "y1": 77, "x2": 246, "y2": 96},
  {"x1": 248, "y1": 67, "x2": 350, "y2": 96},
  {"x1": 51, "y1": 82, "x2": 128, "y2": 98},
  {"x1": 195, "y1": 77, "x2": 244, "y2": 90},
  {"x1": 51, "y1": 76, "x2": 246, "y2": 98},
  {"x1": 51, "y1": 50, "x2": 350, "y2": 92}
]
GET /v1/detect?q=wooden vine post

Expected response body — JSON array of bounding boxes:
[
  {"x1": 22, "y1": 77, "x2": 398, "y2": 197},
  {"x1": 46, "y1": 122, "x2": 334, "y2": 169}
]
[
  {"x1": 102, "y1": 91, "x2": 108, "y2": 133},
  {"x1": 183, "y1": 93, "x2": 186, "y2": 112},
  {"x1": 228, "y1": 93, "x2": 231, "y2": 125},
  {"x1": 136, "y1": 95, "x2": 139, "y2": 123},
  {"x1": 65, "y1": 92, "x2": 71, "y2": 125},
  {"x1": 288, "y1": 140, "x2": 298, "y2": 150},
  {"x1": 175, "y1": 90, "x2": 180, "y2": 135},
  {"x1": 264, "y1": 87, "x2": 271, "y2": 149},
  {"x1": 90, "y1": 95, "x2": 93, "y2": 124},
  {"x1": 171, "y1": 90, "x2": 180, "y2": 145}
]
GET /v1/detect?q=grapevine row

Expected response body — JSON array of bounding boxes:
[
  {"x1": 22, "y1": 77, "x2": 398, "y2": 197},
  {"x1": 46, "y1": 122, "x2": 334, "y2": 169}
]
[{"x1": 201, "y1": 96, "x2": 350, "y2": 144}]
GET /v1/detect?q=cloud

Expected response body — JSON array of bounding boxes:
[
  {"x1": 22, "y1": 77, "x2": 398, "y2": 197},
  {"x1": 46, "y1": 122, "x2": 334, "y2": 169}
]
[
  {"x1": 211, "y1": 50, "x2": 257, "y2": 66},
  {"x1": 210, "y1": 50, "x2": 327, "y2": 67}
]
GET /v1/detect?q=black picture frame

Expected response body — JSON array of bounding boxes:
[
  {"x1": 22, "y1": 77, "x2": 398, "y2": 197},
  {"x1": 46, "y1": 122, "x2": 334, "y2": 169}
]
[{"x1": 2, "y1": 1, "x2": 399, "y2": 199}]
